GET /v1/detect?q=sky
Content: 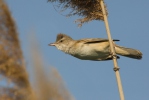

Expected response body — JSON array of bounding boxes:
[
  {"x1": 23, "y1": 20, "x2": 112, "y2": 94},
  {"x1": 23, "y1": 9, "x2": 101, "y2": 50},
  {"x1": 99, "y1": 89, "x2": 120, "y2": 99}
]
[{"x1": 5, "y1": 0, "x2": 149, "y2": 100}]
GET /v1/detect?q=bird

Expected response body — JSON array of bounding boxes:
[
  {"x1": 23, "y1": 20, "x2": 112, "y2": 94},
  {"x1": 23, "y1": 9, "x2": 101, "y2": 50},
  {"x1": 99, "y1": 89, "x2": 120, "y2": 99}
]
[{"x1": 49, "y1": 33, "x2": 142, "y2": 61}]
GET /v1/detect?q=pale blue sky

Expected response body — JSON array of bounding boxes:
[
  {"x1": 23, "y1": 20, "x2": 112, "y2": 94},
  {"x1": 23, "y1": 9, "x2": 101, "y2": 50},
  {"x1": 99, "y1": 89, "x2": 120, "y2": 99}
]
[{"x1": 6, "y1": 0, "x2": 149, "y2": 100}]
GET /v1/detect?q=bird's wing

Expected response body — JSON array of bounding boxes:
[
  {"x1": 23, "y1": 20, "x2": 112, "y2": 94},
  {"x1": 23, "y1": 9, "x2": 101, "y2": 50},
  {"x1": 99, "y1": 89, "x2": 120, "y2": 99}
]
[{"x1": 78, "y1": 38, "x2": 119, "y2": 44}]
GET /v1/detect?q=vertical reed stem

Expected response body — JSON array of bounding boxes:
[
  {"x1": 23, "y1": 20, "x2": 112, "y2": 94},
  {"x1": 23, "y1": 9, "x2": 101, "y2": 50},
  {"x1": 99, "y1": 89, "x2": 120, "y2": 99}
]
[{"x1": 100, "y1": 0, "x2": 125, "y2": 100}]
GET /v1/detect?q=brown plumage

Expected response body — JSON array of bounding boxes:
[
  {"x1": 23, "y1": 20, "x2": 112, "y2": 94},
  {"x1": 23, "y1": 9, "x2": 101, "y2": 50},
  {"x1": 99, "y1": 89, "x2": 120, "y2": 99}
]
[{"x1": 49, "y1": 33, "x2": 142, "y2": 61}]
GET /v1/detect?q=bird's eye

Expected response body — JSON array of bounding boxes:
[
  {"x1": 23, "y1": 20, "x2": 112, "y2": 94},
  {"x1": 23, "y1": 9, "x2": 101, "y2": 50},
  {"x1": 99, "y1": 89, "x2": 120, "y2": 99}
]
[{"x1": 60, "y1": 40, "x2": 63, "y2": 42}]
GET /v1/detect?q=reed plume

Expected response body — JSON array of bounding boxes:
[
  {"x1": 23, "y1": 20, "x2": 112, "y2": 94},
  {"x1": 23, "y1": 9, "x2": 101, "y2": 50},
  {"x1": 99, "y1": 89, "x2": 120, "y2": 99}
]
[
  {"x1": 0, "y1": 0, "x2": 35, "y2": 99},
  {"x1": 48, "y1": 0, "x2": 107, "y2": 26},
  {"x1": 29, "y1": 33, "x2": 75, "y2": 100},
  {"x1": 0, "y1": 0, "x2": 75, "y2": 100}
]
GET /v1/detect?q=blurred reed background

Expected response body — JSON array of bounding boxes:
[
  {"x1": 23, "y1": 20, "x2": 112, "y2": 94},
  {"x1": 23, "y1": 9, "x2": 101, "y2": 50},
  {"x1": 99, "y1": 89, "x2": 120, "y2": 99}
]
[{"x1": 0, "y1": 0, "x2": 74, "y2": 100}]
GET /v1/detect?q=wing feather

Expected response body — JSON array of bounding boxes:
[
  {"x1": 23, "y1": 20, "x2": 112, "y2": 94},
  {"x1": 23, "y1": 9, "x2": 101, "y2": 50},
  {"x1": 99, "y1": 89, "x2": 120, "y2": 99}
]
[{"x1": 77, "y1": 38, "x2": 119, "y2": 44}]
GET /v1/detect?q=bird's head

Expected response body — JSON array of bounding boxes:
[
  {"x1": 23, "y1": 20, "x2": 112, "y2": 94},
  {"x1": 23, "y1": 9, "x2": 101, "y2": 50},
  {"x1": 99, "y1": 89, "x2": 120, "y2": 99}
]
[{"x1": 49, "y1": 33, "x2": 73, "y2": 51}]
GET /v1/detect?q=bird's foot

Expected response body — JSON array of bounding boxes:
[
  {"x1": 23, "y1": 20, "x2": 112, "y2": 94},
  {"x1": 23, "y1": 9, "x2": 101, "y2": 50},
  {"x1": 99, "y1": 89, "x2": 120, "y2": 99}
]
[{"x1": 110, "y1": 52, "x2": 118, "y2": 59}]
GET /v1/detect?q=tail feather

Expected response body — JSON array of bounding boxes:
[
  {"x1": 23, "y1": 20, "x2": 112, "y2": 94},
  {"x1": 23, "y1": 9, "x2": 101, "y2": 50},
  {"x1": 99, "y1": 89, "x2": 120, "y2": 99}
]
[{"x1": 115, "y1": 45, "x2": 142, "y2": 59}]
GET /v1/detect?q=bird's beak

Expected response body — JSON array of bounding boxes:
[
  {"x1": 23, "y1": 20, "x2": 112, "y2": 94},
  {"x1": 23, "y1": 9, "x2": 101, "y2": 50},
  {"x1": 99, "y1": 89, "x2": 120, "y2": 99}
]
[{"x1": 48, "y1": 43, "x2": 56, "y2": 46}]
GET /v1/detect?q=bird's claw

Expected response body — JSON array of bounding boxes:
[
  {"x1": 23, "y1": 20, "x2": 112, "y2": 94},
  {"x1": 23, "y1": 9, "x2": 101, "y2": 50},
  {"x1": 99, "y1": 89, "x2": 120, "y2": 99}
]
[{"x1": 110, "y1": 52, "x2": 118, "y2": 59}]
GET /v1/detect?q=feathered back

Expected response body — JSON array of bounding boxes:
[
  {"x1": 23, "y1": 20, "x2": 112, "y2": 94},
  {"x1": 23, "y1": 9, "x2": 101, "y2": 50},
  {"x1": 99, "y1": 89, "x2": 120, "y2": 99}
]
[{"x1": 56, "y1": 33, "x2": 72, "y2": 42}]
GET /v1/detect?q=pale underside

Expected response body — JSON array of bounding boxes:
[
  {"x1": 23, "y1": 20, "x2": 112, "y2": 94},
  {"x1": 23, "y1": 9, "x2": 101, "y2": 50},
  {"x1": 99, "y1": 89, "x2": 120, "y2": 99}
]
[{"x1": 69, "y1": 40, "x2": 117, "y2": 61}]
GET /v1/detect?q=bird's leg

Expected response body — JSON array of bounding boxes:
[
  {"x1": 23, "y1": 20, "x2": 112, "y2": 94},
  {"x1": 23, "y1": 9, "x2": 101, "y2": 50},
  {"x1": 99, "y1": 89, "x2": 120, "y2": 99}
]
[
  {"x1": 110, "y1": 52, "x2": 117, "y2": 58},
  {"x1": 109, "y1": 43, "x2": 118, "y2": 59}
]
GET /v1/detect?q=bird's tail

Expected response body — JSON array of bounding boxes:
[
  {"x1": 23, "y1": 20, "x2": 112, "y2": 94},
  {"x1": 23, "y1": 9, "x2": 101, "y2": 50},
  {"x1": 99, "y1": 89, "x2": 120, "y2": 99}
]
[{"x1": 115, "y1": 45, "x2": 142, "y2": 59}]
